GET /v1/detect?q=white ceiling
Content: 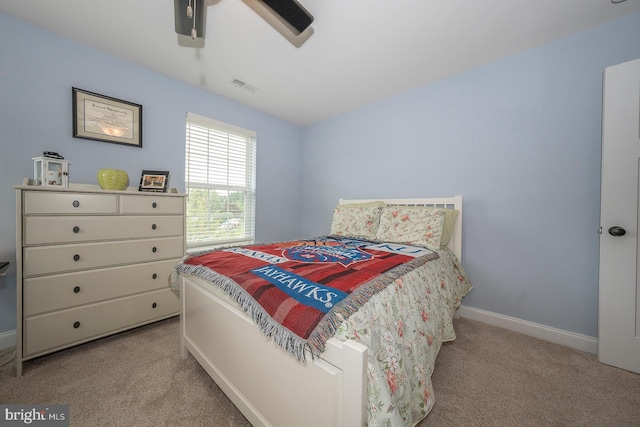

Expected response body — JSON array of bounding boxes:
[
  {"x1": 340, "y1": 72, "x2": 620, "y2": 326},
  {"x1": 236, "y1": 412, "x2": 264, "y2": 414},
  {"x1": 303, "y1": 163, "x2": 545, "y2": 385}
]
[{"x1": 1, "y1": 1, "x2": 639, "y2": 125}]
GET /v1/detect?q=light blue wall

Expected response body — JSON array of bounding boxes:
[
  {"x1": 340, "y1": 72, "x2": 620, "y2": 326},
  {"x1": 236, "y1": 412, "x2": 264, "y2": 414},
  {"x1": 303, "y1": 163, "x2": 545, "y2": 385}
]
[
  {"x1": 0, "y1": 12, "x2": 303, "y2": 334},
  {"x1": 300, "y1": 11, "x2": 640, "y2": 338}
]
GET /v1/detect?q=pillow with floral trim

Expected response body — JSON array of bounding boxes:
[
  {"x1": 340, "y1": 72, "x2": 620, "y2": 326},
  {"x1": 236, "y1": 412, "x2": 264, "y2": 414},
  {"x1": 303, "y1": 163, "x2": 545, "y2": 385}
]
[
  {"x1": 330, "y1": 202, "x2": 385, "y2": 240},
  {"x1": 420, "y1": 207, "x2": 458, "y2": 246},
  {"x1": 375, "y1": 206, "x2": 445, "y2": 250}
]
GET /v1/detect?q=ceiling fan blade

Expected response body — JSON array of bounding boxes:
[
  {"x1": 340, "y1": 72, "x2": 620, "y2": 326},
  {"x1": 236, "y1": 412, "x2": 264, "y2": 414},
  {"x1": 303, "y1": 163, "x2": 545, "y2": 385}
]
[
  {"x1": 256, "y1": 0, "x2": 314, "y2": 35},
  {"x1": 242, "y1": 0, "x2": 314, "y2": 47},
  {"x1": 174, "y1": 0, "x2": 206, "y2": 38}
]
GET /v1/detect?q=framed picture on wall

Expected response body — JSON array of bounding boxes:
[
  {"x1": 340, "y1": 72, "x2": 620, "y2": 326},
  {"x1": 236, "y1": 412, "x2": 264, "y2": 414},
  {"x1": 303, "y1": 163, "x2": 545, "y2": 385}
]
[
  {"x1": 72, "y1": 87, "x2": 143, "y2": 147},
  {"x1": 138, "y1": 170, "x2": 170, "y2": 192}
]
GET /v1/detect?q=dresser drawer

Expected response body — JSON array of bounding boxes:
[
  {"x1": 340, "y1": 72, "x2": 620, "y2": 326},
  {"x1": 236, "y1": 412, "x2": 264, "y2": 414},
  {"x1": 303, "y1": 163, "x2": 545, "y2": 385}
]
[
  {"x1": 119, "y1": 195, "x2": 184, "y2": 215},
  {"x1": 24, "y1": 191, "x2": 117, "y2": 215},
  {"x1": 23, "y1": 259, "x2": 181, "y2": 316},
  {"x1": 23, "y1": 237, "x2": 185, "y2": 277},
  {"x1": 23, "y1": 288, "x2": 180, "y2": 357},
  {"x1": 24, "y1": 215, "x2": 184, "y2": 245}
]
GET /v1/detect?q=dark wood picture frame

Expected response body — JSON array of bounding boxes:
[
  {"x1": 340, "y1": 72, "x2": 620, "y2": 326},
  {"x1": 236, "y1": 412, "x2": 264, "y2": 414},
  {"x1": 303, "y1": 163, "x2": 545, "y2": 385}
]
[
  {"x1": 139, "y1": 170, "x2": 170, "y2": 192},
  {"x1": 72, "y1": 87, "x2": 142, "y2": 147}
]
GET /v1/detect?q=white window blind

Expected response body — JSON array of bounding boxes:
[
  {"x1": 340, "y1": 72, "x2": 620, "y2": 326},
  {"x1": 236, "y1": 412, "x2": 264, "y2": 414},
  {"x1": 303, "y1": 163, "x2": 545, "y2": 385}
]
[{"x1": 185, "y1": 112, "x2": 256, "y2": 250}]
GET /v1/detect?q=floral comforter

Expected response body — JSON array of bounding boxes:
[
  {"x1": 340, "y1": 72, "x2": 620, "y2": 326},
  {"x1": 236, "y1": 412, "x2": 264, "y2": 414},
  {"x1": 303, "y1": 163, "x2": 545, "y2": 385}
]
[{"x1": 333, "y1": 247, "x2": 472, "y2": 426}]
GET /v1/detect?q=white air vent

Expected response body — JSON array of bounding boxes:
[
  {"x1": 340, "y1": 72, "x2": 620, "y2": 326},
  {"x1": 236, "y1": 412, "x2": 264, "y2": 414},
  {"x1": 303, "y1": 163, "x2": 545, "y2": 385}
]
[{"x1": 231, "y1": 79, "x2": 257, "y2": 93}]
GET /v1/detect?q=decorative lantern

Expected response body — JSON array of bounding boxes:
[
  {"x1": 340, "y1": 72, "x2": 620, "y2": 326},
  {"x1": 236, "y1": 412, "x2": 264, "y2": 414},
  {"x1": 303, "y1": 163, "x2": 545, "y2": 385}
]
[{"x1": 33, "y1": 157, "x2": 70, "y2": 187}]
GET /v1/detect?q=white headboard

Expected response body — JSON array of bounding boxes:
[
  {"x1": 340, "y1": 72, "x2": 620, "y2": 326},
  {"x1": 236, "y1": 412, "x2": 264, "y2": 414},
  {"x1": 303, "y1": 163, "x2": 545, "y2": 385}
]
[{"x1": 338, "y1": 196, "x2": 463, "y2": 261}]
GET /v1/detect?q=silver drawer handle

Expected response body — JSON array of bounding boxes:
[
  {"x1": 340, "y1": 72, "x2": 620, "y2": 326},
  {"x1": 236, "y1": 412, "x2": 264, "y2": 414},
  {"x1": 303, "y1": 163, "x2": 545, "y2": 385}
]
[{"x1": 72, "y1": 200, "x2": 80, "y2": 208}]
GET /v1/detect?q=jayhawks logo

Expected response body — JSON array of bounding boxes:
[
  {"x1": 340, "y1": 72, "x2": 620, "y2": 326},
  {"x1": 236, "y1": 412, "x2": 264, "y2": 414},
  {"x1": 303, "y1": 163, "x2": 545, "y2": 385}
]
[{"x1": 281, "y1": 238, "x2": 374, "y2": 267}]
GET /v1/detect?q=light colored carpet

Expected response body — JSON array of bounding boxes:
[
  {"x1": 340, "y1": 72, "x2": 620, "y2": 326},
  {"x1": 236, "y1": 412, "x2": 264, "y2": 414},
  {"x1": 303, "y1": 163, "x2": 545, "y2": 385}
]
[
  {"x1": 425, "y1": 319, "x2": 640, "y2": 426},
  {"x1": 1, "y1": 317, "x2": 638, "y2": 426},
  {"x1": 0, "y1": 318, "x2": 250, "y2": 427}
]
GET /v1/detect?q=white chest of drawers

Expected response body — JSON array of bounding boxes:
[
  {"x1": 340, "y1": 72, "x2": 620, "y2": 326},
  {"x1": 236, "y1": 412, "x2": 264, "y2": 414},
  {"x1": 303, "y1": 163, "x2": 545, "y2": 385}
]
[{"x1": 15, "y1": 184, "x2": 186, "y2": 376}]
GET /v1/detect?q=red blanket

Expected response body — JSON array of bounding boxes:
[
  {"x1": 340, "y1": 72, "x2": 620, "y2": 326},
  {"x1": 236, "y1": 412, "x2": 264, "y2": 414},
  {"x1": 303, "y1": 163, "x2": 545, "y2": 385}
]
[{"x1": 176, "y1": 236, "x2": 438, "y2": 361}]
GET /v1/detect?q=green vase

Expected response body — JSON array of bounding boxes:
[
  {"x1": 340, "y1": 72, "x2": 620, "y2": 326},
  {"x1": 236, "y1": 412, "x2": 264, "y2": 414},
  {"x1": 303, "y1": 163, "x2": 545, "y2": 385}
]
[{"x1": 97, "y1": 169, "x2": 129, "y2": 191}]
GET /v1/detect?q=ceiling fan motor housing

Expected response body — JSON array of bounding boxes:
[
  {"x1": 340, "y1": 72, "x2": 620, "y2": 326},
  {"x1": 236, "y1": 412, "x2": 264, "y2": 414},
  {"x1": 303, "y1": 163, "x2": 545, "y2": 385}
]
[
  {"x1": 174, "y1": 0, "x2": 206, "y2": 38},
  {"x1": 174, "y1": 0, "x2": 314, "y2": 40}
]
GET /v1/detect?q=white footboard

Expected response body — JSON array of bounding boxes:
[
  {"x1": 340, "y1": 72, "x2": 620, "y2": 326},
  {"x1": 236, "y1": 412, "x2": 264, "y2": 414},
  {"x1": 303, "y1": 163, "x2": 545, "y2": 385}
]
[{"x1": 180, "y1": 275, "x2": 368, "y2": 427}]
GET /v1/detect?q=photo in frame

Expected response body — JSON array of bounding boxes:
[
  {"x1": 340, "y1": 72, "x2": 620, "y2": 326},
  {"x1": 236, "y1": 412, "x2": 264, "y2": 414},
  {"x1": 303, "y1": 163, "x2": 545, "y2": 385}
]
[
  {"x1": 72, "y1": 87, "x2": 142, "y2": 147},
  {"x1": 139, "y1": 170, "x2": 170, "y2": 192}
]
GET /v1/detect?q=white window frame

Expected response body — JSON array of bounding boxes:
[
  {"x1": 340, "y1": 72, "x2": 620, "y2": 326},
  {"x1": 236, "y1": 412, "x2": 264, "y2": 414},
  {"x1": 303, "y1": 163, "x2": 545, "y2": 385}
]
[{"x1": 185, "y1": 112, "x2": 256, "y2": 251}]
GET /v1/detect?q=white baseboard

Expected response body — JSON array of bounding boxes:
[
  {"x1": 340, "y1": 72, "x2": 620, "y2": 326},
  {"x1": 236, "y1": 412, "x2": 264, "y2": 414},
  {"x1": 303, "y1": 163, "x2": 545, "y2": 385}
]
[
  {"x1": 458, "y1": 305, "x2": 597, "y2": 354},
  {"x1": 0, "y1": 308, "x2": 599, "y2": 355},
  {"x1": 0, "y1": 329, "x2": 16, "y2": 350}
]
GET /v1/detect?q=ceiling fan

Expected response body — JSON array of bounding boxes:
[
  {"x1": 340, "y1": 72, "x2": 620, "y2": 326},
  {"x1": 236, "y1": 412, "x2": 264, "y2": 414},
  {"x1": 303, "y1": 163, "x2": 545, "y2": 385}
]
[{"x1": 174, "y1": 0, "x2": 314, "y2": 47}]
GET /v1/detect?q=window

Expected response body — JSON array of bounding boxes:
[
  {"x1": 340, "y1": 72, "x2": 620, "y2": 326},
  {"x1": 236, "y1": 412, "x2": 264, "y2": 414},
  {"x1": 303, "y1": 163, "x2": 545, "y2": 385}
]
[{"x1": 185, "y1": 112, "x2": 256, "y2": 250}]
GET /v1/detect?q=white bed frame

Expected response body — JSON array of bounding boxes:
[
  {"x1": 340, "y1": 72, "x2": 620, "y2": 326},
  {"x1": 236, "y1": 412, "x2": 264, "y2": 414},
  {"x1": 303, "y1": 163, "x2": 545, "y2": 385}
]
[{"x1": 179, "y1": 196, "x2": 462, "y2": 427}]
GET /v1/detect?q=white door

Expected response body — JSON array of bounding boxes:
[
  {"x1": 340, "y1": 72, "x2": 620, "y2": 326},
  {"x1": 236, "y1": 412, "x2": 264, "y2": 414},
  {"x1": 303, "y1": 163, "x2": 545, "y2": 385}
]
[{"x1": 598, "y1": 58, "x2": 640, "y2": 374}]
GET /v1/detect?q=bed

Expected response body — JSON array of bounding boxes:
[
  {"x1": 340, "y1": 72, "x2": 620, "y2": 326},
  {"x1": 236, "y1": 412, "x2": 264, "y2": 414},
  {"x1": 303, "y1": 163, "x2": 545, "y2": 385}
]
[{"x1": 172, "y1": 196, "x2": 472, "y2": 426}]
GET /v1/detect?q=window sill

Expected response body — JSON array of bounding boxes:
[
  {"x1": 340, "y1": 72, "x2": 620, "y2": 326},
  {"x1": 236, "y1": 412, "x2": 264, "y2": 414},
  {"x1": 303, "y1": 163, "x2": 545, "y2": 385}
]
[{"x1": 186, "y1": 240, "x2": 253, "y2": 254}]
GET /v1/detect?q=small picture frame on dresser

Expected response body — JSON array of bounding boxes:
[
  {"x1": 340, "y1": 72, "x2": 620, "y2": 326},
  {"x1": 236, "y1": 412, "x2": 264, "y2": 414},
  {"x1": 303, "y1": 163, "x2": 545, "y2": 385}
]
[{"x1": 138, "y1": 170, "x2": 169, "y2": 192}]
